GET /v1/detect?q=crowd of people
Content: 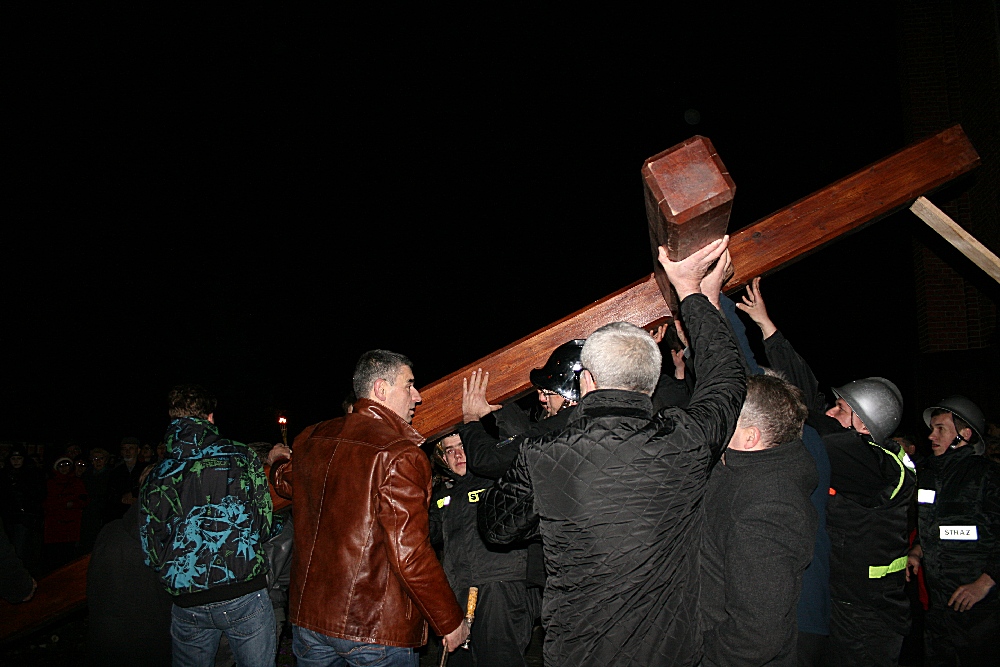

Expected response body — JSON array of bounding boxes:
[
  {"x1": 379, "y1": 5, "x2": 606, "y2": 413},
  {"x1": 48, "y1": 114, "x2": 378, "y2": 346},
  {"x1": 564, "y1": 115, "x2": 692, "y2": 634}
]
[{"x1": 2, "y1": 234, "x2": 999, "y2": 667}]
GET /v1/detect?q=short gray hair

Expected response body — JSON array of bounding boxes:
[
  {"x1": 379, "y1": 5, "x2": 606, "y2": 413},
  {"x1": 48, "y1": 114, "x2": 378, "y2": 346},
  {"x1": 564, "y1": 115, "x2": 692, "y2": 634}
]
[
  {"x1": 352, "y1": 350, "x2": 413, "y2": 400},
  {"x1": 580, "y1": 322, "x2": 662, "y2": 395},
  {"x1": 739, "y1": 375, "x2": 808, "y2": 448}
]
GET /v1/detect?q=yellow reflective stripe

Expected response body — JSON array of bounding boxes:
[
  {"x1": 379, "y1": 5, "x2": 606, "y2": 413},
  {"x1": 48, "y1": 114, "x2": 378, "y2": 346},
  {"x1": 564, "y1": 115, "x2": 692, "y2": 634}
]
[
  {"x1": 871, "y1": 442, "x2": 907, "y2": 500},
  {"x1": 869, "y1": 555, "x2": 908, "y2": 579}
]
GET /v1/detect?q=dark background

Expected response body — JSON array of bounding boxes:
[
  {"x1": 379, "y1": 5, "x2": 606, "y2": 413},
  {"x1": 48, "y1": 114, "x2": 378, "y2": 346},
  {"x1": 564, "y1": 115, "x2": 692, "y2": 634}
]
[{"x1": 4, "y1": 3, "x2": 974, "y2": 449}]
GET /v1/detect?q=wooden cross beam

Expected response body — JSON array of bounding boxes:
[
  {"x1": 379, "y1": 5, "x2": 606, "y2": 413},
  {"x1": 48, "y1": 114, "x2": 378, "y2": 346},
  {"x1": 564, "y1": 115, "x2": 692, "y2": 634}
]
[{"x1": 412, "y1": 124, "x2": 979, "y2": 441}]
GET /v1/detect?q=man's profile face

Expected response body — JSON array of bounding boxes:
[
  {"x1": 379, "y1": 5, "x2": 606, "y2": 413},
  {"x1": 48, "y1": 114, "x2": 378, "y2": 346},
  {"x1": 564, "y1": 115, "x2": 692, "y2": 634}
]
[
  {"x1": 928, "y1": 412, "x2": 962, "y2": 456},
  {"x1": 382, "y1": 365, "x2": 421, "y2": 424},
  {"x1": 441, "y1": 434, "x2": 467, "y2": 476},
  {"x1": 538, "y1": 389, "x2": 567, "y2": 418},
  {"x1": 121, "y1": 443, "x2": 138, "y2": 463},
  {"x1": 826, "y1": 398, "x2": 869, "y2": 435}
]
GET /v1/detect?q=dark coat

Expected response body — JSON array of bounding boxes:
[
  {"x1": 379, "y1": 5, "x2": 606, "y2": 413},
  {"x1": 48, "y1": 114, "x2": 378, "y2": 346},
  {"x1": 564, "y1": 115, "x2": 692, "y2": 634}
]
[
  {"x1": 43, "y1": 473, "x2": 88, "y2": 544},
  {"x1": 916, "y1": 445, "x2": 1000, "y2": 607},
  {"x1": 430, "y1": 471, "x2": 527, "y2": 606},
  {"x1": 481, "y1": 294, "x2": 746, "y2": 666},
  {"x1": 0, "y1": 515, "x2": 34, "y2": 603},
  {"x1": 700, "y1": 440, "x2": 818, "y2": 667},
  {"x1": 87, "y1": 503, "x2": 173, "y2": 667}
]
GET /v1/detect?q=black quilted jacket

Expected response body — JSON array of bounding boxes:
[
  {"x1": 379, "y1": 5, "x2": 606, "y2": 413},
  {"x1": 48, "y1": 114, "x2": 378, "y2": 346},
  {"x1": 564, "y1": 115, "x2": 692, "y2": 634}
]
[{"x1": 480, "y1": 294, "x2": 746, "y2": 667}]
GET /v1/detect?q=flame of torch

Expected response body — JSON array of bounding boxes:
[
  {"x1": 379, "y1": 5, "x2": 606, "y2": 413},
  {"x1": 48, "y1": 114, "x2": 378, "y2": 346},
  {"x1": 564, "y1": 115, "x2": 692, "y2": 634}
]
[{"x1": 278, "y1": 416, "x2": 288, "y2": 447}]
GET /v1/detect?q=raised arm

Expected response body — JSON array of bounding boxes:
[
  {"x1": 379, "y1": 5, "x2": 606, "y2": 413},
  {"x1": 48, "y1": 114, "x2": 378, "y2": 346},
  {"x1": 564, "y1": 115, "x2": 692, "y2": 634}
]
[
  {"x1": 739, "y1": 277, "x2": 829, "y2": 416},
  {"x1": 658, "y1": 237, "x2": 746, "y2": 460}
]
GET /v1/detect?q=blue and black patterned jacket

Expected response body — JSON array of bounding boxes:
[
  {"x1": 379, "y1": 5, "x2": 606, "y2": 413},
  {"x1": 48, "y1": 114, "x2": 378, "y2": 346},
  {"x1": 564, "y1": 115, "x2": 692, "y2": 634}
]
[{"x1": 140, "y1": 417, "x2": 278, "y2": 601}]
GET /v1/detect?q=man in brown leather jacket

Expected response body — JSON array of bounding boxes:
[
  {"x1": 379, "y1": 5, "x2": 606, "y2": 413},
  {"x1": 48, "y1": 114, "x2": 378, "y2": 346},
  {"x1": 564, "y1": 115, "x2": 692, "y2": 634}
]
[{"x1": 271, "y1": 349, "x2": 468, "y2": 667}]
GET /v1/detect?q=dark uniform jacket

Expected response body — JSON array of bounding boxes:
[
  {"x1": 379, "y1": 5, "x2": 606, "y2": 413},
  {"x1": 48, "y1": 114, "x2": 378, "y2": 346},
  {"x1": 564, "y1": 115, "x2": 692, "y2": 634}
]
[
  {"x1": 271, "y1": 399, "x2": 464, "y2": 648},
  {"x1": 701, "y1": 439, "x2": 818, "y2": 667},
  {"x1": 764, "y1": 329, "x2": 913, "y2": 632},
  {"x1": 480, "y1": 294, "x2": 746, "y2": 666},
  {"x1": 430, "y1": 471, "x2": 527, "y2": 607},
  {"x1": 916, "y1": 445, "x2": 1000, "y2": 608}
]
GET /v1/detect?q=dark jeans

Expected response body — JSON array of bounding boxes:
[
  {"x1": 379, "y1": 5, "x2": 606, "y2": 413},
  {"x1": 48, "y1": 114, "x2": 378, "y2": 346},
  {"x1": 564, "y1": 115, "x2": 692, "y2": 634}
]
[
  {"x1": 292, "y1": 626, "x2": 419, "y2": 667},
  {"x1": 796, "y1": 631, "x2": 828, "y2": 667},
  {"x1": 170, "y1": 590, "x2": 276, "y2": 667}
]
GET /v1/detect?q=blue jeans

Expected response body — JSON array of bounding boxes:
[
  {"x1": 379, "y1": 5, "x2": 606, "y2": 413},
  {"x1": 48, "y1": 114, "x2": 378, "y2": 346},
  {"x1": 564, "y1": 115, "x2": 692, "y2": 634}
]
[
  {"x1": 292, "y1": 625, "x2": 419, "y2": 667},
  {"x1": 171, "y1": 589, "x2": 276, "y2": 667}
]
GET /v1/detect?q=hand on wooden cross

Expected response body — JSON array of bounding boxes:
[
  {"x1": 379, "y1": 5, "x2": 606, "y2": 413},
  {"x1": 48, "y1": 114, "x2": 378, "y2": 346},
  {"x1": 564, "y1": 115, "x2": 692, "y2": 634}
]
[
  {"x1": 657, "y1": 236, "x2": 729, "y2": 304},
  {"x1": 735, "y1": 277, "x2": 778, "y2": 339},
  {"x1": 462, "y1": 368, "x2": 501, "y2": 423}
]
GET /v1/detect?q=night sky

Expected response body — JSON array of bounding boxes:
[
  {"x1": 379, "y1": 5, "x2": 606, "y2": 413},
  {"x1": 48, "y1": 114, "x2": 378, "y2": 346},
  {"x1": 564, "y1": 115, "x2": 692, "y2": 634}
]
[{"x1": 6, "y1": 4, "x2": 927, "y2": 450}]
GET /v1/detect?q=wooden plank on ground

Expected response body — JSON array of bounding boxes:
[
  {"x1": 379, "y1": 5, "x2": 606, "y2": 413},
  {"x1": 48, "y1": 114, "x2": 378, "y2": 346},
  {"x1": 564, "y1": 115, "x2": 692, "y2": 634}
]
[
  {"x1": 910, "y1": 196, "x2": 1000, "y2": 284},
  {"x1": 0, "y1": 556, "x2": 89, "y2": 643}
]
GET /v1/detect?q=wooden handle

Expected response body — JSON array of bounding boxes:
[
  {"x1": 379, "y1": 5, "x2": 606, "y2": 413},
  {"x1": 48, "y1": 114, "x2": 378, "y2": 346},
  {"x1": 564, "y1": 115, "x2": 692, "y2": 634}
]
[{"x1": 466, "y1": 586, "x2": 479, "y2": 621}]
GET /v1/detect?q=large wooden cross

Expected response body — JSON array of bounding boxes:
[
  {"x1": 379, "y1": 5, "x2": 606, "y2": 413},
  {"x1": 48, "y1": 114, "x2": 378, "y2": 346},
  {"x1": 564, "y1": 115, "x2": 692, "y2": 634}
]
[
  {"x1": 412, "y1": 124, "x2": 980, "y2": 442},
  {"x1": 0, "y1": 125, "x2": 980, "y2": 640}
]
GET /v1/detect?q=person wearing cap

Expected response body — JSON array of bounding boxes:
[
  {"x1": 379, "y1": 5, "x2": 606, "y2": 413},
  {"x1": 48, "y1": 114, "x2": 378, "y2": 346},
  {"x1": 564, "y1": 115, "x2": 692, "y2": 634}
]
[
  {"x1": 907, "y1": 395, "x2": 999, "y2": 665},
  {"x1": 737, "y1": 276, "x2": 914, "y2": 667},
  {"x1": 428, "y1": 432, "x2": 540, "y2": 667}
]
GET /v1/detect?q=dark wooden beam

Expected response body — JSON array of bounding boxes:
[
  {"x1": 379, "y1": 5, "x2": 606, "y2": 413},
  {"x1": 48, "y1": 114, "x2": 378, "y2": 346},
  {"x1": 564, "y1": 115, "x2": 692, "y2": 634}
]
[
  {"x1": 725, "y1": 124, "x2": 980, "y2": 291},
  {"x1": 411, "y1": 276, "x2": 670, "y2": 440},
  {"x1": 0, "y1": 556, "x2": 89, "y2": 643},
  {"x1": 413, "y1": 125, "x2": 979, "y2": 441},
  {"x1": 643, "y1": 135, "x2": 736, "y2": 309}
]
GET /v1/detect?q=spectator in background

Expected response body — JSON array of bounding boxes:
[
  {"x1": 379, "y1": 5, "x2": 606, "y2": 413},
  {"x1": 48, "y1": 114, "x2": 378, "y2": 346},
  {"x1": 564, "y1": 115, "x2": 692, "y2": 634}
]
[
  {"x1": 43, "y1": 457, "x2": 89, "y2": 571},
  {"x1": 107, "y1": 437, "x2": 142, "y2": 521},
  {"x1": 139, "y1": 443, "x2": 157, "y2": 467},
  {"x1": 80, "y1": 447, "x2": 113, "y2": 553},
  {"x1": 1, "y1": 445, "x2": 46, "y2": 567},
  {"x1": 247, "y1": 441, "x2": 294, "y2": 657},
  {"x1": 0, "y1": 515, "x2": 36, "y2": 604},
  {"x1": 87, "y1": 464, "x2": 172, "y2": 667}
]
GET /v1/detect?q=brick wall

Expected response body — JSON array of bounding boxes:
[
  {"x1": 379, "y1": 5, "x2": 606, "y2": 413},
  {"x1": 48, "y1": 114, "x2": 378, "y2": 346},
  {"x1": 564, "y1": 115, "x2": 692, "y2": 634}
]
[{"x1": 898, "y1": 0, "x2": 999, "y2": 353}]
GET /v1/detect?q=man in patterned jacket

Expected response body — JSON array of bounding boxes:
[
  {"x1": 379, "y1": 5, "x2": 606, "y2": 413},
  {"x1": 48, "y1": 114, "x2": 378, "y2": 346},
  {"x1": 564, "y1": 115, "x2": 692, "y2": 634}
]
[{"x1": 141, "y1": 384, "x2": 279, "y2": 667}]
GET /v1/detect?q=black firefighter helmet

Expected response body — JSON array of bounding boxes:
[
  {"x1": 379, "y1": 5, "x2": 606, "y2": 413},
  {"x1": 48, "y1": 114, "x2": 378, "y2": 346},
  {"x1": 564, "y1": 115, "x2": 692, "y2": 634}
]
[{"x1": 529, "y1": 339, "x2": 585, "y2": 402}]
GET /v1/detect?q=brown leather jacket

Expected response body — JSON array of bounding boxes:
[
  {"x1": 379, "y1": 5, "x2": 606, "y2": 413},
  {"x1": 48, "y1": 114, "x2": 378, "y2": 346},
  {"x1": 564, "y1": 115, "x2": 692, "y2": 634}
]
[{"x1": 271, "y1": 399, "x2": 464, "y2": 647}]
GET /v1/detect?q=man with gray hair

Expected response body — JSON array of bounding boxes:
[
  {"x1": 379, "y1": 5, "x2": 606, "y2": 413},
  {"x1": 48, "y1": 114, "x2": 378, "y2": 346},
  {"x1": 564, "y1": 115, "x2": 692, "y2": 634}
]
[
  {"x1": 481, "y1": 237, "x2": 746, "y2": 666},
  {"x1": 700, "y1": 374, "x2": 818, "y2": 666}
]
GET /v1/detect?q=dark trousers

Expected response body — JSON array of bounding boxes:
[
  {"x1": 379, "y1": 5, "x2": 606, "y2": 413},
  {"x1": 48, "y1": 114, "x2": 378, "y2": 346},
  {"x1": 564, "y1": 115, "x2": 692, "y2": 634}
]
[
  {"x1": 826, "y1": 599, "x2": 905, "y2": 667},
  {"x1": 442, "y1": 581, "x2": 541, "y2": 667},
  {"x1": 797, "y1": 631, "x2": 828, "y2": 667},
  {"x1": 924, "y1": 600, "x2": 999, "y2": 667}
]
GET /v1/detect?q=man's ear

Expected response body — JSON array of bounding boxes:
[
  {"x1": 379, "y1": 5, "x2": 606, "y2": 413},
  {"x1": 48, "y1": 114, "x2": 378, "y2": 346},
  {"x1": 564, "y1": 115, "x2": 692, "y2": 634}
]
[
  {"x1": 372, "y1": 378, "x2": 388, "y2": 401},
  {"x1": 958, "y1": 426, "x2": 973, "y2": 443},
  {"x1": 580, "y1": 370, "x2": 597, "y2": 397},
  {"x1": 739, "y1": 425, "x2": 762, "y2": 450},
  {"x1": 207, "y1": 413, "x2": 215, "y2": 424}
]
